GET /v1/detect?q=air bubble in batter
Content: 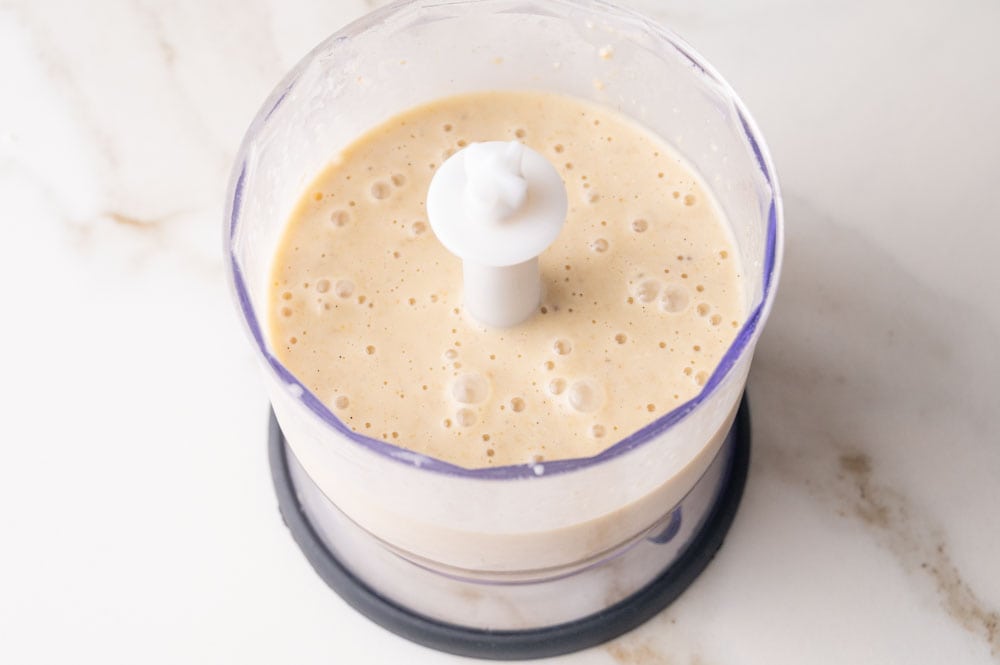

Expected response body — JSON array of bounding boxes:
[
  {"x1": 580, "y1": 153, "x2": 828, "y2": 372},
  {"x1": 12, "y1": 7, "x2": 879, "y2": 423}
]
[
  {"x1": 568, "y1": 379, "x2": 604, "y2": 413},
  {"x1": 635, "y1": 279, "x2": 661, "y2": 303},
  {"x1": 451, "y1": 372, "x2": 490, "y2": 404},
  {"x1": 330, "y1": 210, "x2": 350, "y2": 227},
  {"x1": 456, "y1": 408, "x2": 477, "y2": 427},
  {"x1": 334, "y1": 280, "x2": 355, "y2": 299},
  {"x1": 660, "y1": 284, "x2": 690, "y2": 313},
  {"x1": 590, "y1": 238, "x2": 609, "y2": 253}
]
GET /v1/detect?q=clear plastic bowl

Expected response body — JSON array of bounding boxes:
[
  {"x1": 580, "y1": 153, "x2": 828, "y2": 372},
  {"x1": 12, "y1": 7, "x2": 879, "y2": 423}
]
[{"x1": 226, "y1": 0, "x2": 782, "y2": 631}]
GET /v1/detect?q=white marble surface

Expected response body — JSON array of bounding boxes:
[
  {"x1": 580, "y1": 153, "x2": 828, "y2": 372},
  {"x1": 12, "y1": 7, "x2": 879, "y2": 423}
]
[{"x1": 2, "y1": 0, "x2": 999, "y2": 663}]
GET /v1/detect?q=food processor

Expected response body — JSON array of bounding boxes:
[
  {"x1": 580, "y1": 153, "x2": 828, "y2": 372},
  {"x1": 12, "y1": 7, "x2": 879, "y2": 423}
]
[{"x1": 225, "y1": 0, "x2": 783, "y2": 658}]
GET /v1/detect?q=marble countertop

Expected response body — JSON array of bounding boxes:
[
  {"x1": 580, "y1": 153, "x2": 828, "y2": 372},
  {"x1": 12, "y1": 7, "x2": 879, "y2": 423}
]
[{"x1": 2, "y1": 0, "x2": 998, "y2": 663}]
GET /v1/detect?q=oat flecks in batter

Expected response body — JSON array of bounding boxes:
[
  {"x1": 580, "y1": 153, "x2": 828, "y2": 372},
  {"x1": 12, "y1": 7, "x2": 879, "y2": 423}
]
[{"x1": 269, "y1": 91, "x2": 744, "y2": 468}]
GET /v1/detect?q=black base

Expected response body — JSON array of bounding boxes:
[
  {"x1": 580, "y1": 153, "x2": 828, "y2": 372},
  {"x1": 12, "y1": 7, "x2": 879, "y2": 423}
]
[{"x1": 269, "y1": 397, "x2": 750, "y2": 660}]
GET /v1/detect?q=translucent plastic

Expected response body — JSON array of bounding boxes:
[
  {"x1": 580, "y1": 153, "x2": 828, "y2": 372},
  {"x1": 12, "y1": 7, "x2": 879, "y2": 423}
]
[
  {"x1": 286, "y1": 410, "x2": 739, "y2": 629},
  {"x1": 226, "y1": 0, "x2": 782, "y2": 577}
]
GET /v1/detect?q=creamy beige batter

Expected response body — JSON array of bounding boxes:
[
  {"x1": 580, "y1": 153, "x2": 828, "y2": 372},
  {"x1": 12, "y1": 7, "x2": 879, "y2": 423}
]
[{"x1": 268, "y1": 91, "x2": 744, "y2": 468}]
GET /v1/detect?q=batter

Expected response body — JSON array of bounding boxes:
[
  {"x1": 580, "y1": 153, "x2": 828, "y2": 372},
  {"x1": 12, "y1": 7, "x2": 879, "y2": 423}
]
[{"x1": 268, "y1": 91, "x2": 744, "y2": 468}]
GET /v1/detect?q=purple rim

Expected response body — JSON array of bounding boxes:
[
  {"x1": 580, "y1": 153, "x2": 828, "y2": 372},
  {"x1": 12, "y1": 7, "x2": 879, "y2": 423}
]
[{"x1": 225, "y1": 0, "x2": 783, "y2": 481}]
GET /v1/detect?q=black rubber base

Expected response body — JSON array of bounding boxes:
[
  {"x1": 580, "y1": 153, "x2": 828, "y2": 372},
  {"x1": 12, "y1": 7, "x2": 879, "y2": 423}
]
[{"x1": 269, "y1": 397, "x2": 750, "y2": 660}]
